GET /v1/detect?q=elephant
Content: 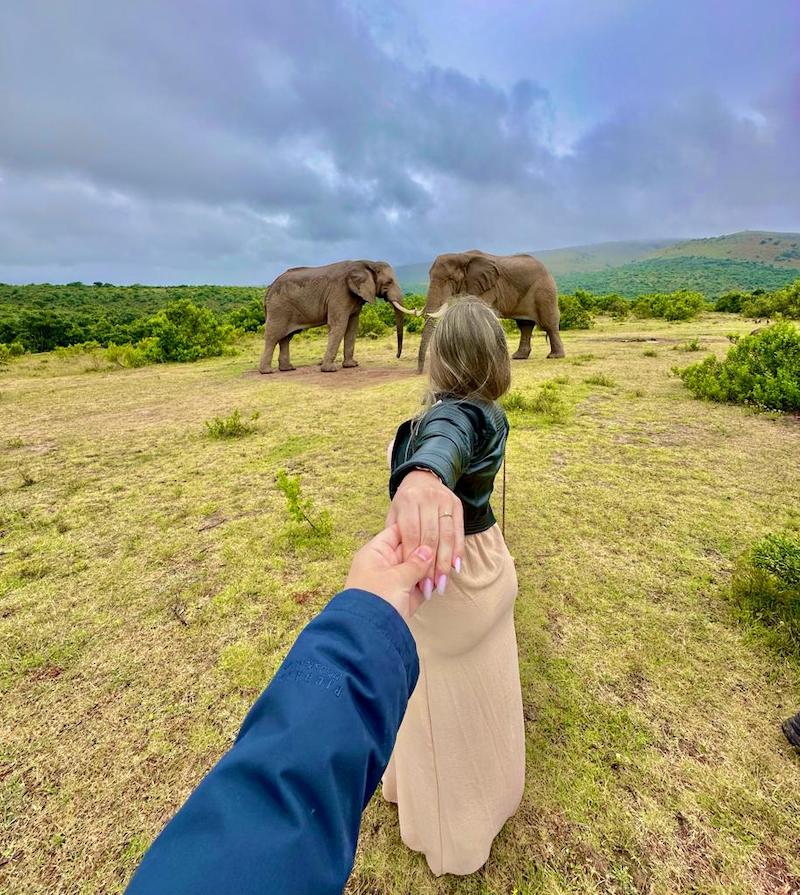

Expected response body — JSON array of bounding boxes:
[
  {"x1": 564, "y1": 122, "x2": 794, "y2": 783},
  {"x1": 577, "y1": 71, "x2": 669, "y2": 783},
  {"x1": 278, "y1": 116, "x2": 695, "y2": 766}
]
[
  {"x1": 258, "y1": 259, "x2": 418, "y2": 373},
  {"x1": 412, "y1": 250, "x2": 565, "y2": 372}
]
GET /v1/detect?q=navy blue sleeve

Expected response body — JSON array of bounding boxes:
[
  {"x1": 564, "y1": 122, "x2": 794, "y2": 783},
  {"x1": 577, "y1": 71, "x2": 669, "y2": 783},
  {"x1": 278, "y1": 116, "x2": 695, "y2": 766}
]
[{"x1": 126, "y1": 589, "x2": 419, "y2": 895}]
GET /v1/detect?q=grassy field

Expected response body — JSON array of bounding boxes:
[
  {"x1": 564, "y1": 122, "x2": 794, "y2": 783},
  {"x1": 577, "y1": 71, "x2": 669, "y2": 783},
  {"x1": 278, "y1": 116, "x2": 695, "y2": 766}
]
[{"x1": 1, "y1": 316, "x2": 799, "y2": 894}]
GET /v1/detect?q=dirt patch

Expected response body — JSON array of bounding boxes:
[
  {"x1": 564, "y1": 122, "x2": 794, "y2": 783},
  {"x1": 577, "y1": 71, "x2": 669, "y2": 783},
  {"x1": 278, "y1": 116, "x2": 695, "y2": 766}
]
[
  {"x1": 599, "y1": 336, "x2": 681, "y2": 343},
  {"x1": 29, "y1": 664, "x2": 64, "y2": 682},
  {"x1": 241, "y1": 364, "x2": 418, "y2": 389},
  {"x1": 756, "y1": 848, "x2": 800, "y2": 895},
  {"x1": 293, "y1": 588, "x2": 322, "y2": 606}
]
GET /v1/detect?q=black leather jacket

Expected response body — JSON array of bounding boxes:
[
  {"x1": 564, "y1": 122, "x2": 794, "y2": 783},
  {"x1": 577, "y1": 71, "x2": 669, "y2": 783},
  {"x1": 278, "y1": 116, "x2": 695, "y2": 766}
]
[{"x1": 389, "y1": 397, "x2": 509, "y2": 535}]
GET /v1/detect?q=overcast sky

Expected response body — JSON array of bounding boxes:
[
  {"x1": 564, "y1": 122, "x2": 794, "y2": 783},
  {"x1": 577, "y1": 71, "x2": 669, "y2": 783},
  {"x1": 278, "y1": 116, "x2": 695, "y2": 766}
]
[{"x1": 1, "y1": 0, "x2": 798, "y2": 284}]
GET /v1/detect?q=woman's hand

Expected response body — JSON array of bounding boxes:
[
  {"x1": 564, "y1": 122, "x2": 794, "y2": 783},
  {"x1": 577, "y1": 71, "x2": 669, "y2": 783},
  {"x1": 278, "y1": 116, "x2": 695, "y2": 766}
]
[
  {"x1": 345, "y1": 524, "x2": 434, "y2": 621},
  {"x1": 385, "y1": 469, "x2": 465, "y2": 598}
]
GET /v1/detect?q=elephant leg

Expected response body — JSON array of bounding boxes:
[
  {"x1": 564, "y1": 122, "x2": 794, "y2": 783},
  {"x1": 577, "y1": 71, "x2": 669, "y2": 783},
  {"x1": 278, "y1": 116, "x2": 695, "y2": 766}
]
[
  {"x1": 259, "y1": 328, "x2": 280, "y2": 374},
  {"x1": 512, "y1": 320, "x2": 534, "y2": 359},
  {"x1": 545, "y1": 328, "x2": 566, "y2": 359},
  {"x1": 341, "y1": 312, "x2": 359, "y2": 368},
  {"x1": 321, "y1": 316, "x2": 348, "y2": 372},
  {"x1": 278, "y1": 334, "x2": 295, "y2": 372}
]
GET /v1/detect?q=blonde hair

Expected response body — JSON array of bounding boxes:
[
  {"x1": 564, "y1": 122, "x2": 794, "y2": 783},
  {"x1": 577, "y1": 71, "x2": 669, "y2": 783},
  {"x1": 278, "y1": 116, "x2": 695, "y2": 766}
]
[{"x1": 427, "y1": 295, "x2": 511, "y2": 404}]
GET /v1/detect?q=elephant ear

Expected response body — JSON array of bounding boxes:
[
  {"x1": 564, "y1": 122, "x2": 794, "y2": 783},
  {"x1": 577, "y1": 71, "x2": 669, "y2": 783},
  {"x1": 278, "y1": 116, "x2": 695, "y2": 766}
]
[
  {"x1": 347, "y1": 266, "x2": 377, "y2": 303},
  {"x1": 465, "y1": 256, "x2": 499, "y2": 295}
]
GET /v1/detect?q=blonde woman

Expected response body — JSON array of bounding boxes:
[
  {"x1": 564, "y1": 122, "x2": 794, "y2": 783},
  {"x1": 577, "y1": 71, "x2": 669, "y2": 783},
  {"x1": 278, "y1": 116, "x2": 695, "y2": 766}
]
[{"x1": 383, "y1": 296, "x2": 525, "y2": 876}]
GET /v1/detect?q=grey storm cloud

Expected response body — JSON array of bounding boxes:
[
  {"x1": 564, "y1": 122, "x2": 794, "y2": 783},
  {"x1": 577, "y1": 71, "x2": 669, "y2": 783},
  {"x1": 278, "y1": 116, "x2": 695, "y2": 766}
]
[{"x1": 0, "y1": 0, "x2": 798, "y2": 284}]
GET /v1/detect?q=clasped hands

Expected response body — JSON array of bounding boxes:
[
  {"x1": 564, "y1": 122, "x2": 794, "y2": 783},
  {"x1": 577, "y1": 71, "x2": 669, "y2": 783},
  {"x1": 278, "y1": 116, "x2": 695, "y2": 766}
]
[{"x1": 346, "y1": 469, "x2": 464, "y2": 621}]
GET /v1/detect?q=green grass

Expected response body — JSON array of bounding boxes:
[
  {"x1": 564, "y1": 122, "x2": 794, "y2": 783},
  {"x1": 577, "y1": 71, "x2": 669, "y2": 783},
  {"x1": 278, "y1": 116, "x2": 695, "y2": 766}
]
[{"x1": 1, "y1": 316, "x2": 799, "y2": 893}]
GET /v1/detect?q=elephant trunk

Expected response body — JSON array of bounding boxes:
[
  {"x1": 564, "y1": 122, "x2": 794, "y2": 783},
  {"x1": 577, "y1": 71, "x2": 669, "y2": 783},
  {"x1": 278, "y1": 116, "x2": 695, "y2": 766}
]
[{"x1": 417, "y1": 317, "x2": 435, "y2": 374}]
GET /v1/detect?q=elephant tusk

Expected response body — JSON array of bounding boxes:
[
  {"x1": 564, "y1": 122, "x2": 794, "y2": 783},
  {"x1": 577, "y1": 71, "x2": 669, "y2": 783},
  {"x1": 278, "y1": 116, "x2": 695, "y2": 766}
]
[
  {"x1": 425, "y1": 304, "x2": 449, "y2": 319},
  {"x1": 391, "y1": 300, "x2": 419, "y2": 316}
]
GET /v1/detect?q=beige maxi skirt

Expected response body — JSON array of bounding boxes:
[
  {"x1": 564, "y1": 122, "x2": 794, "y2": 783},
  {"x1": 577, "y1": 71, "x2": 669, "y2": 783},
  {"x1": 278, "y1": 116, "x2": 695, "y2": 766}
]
[{"x1": 382, "y1": 523, "x2": 526, "y2": 876}]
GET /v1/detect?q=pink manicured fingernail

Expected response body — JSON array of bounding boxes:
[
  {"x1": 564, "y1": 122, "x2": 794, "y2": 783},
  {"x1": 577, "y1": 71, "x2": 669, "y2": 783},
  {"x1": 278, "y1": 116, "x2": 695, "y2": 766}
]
[
  {"x1": 454, "y1": 557, "x2": 462, "y2": 574},
  {"x1": 422, "y1": 578, "x2": 433, "y2": 600},
  {"x1": 436, "y1": 574, "x2": 447, "y2": 595}
]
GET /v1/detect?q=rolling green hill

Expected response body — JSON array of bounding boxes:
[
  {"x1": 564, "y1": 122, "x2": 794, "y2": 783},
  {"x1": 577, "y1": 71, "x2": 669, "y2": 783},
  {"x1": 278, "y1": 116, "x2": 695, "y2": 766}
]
[
  {"x1": 646, "y1": 230, "x2": 800, "y2": 267},
  {"x1": 396, "y1": 230, "x2": 800, "y2": 295},
  {"x1": 554, "y1": 257, "x2": 799, "y2": 298},
  {"x1": 531, "y1": 239, "x2": 676, "y2": 274}
]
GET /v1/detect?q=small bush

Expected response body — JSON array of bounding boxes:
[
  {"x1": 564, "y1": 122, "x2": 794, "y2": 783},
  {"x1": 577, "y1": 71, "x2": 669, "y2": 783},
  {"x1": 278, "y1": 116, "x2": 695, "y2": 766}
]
[
  {"x1": 730, "y1": 530, "x2": 800, "y2": 655},
  {"x1": 105, "y1": 340, "x2": 157, "y2": 368},
  {"x1": 528, "y1": 382, "x2": 569, "y2": 422},
  {"x1": 275, "y1": 469, "x2": 333, "y2": 544},
  {"x1": 500, "y1": 390, "x2": 529, "y2": 412},
  {"x1": 741, "y1": 278, "x2": 800, "y2": 320},
  {"x1": 135, "y1": 300, "x2": 238, "y2": 362},
  {"x1": 585, "y1": 373, "x2": 616, "y2": 387},
  {"x1": 358, "y1": 304, "x2": 389, "y2": 337},
  {"x1": 586, "y1": 292, "x2": 630, "y2": 319},
  {"x1": 501, "y1": 382, "x2": 569, "y2": 423},
  {"x1": 0, "y1": 340, "x2": 25, "y2": 364},
  {"x1": 643, "y1": 349, "x2": 658, "y2": 357},
  {"x1": 204, "y1": 409, "x2": 259, "y2": 439},
  {"x1": 558, "y1": 294, "x2": 594, "y2": 330},
  {"x1": 752, "y1": 532, "x2": 800, "y2": 589},
  {"x1": 716, "y1": 291, "x2": 746, "y2": 313},
  {"x1": 674, "y1": 338, "x2": 702, "y2": 352},
  {"x1": 227, "y1": 297, "x2": 265, "y2": 333},
  {"x1": 632, "y1": 290, "x2": 707, "y2": 321},
  {"x1": 676, "y1": 323, "x2": 800, "y2": 412}
]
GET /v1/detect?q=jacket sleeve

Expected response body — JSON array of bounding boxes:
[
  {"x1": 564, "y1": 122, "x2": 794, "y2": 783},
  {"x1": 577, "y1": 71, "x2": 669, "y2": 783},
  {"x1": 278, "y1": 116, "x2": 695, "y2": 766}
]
[
  {"x1": 125, "y1": 589, "x2": 419, "y2": 895},
  {"x1": 389, "y1": 402, "x2": 482, "y2": 495}
]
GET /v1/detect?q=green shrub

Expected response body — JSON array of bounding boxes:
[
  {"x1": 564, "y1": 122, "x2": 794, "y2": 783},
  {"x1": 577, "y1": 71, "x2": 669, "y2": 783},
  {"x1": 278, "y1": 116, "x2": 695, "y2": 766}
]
[
  {"x1": 500, "y1": 390, "x2": 528, "y2": 412},
  {"x1": 676, "y1": 323, "x2": 800, "y2": 412},
  {"x1": 528, "y1": 381, "x2": 569, "y2": 422},
  {"x1": 585, "y1": 372, "x2": 616, "y2": 387},
  {"x1": 716, "y1": 291, "x2": 746, "y2": 313},
  {"x1": 558, "y1": 294, "x2": 594, "y2": 330},
  {"x1": 643, "y1": 349, "x2": 658, "y2": 357},
  {"x1": 105, "y1": 339, "x2": 158, "y2": 368},
  {"x1": 0, "y1": 340, "x2": 24, "y2": 364},
  {"x1": 227, "y1": 297, "x2": 265, "y2": 332},
  {"x1": 632, "y1": 290, "x2": 708, "y2": 321},
  {"x1": 674, "y1": 338, "x2": 702, "y2": 352},
  {"x1": 358, "y1": 304, "x2": 389, "y2": 337},
  {"x1": 752, "y1": 532, "x2": 800, "y2": 589},
  {"x1": 741, "y1": 278, "x2": 800, "y2": 320},
  {"x1": 54, "y1": 340, "x2": 103, "y2": 357},
  {"x1": 136, "y1": 300, "x2": 238, "y2": 362},
  {"x1": 501, "y1": 381, "x2": 569, "y2": 423},
  {"x1": 575, "y1": 291, "x2": 630, "y2": 319},
  {"x1": 204, "y1": 409, "x2": 259, "y2": 439},
  {"x1": 730, "y1": 530, "x2": 800, "y2": 655},
  {"x1": 275, "y1": 469, "x2": 333, "y2": 543}
]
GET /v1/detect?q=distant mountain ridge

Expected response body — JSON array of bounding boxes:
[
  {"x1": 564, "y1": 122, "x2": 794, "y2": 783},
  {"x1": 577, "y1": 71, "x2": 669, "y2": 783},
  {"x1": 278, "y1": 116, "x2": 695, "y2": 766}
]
[{"x1": 395, "y1": 230, "x2": 800, "y2": 296}]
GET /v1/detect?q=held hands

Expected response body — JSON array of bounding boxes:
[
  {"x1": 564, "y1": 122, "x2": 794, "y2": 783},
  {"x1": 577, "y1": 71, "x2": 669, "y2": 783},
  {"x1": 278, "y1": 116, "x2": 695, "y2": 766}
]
[
  {"x1": 345, "y1": 524, "x2": 435, "y2": 621},
  {"x1": 385, "y1": 469, "x2": 465, "y2": 599}
]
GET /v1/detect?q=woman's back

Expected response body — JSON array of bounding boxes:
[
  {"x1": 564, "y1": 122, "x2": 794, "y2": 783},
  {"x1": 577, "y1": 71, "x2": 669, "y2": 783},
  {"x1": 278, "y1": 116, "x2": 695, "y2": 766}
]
[{"x1": 382, "y1": 297, "x2": 525, "y2": 876}]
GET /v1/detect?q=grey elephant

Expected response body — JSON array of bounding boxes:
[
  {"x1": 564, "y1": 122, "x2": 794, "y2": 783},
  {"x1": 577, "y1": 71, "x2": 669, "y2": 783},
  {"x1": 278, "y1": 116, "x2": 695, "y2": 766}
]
[
  {"x1": 412, "y1": 250, "x2": 565, "y2": 372},
  {"x1": 258, "y1": 260, "x2": 417, "y2": 373}
]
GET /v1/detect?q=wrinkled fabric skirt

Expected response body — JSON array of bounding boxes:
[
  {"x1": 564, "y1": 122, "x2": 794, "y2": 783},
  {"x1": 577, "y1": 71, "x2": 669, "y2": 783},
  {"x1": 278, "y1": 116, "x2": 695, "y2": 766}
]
[{"x1": 382, "y1": 523, "x2": 525, "y2": 876}]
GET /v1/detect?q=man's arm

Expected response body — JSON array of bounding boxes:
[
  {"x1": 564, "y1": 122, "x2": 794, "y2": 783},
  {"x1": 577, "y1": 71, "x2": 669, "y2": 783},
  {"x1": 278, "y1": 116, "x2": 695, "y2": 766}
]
[{"x1": 126, "y1": 588, "x2": 418, "y2": 895}]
